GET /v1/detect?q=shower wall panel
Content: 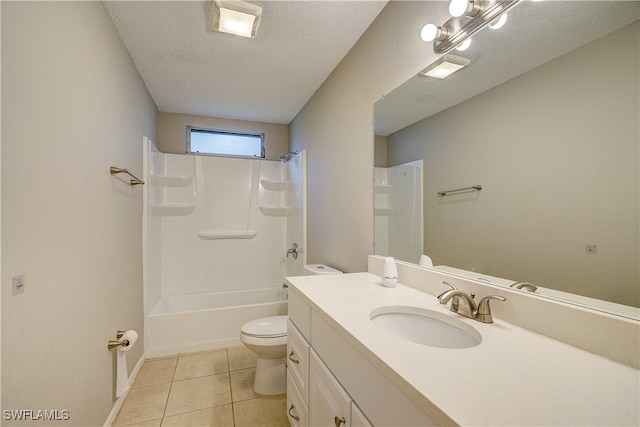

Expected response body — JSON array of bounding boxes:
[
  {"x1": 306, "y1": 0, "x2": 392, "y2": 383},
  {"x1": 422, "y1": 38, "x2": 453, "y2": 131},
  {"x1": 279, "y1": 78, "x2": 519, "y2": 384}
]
[{"x1": 150, "y1": 153, "x2": 288, "y2": 297}]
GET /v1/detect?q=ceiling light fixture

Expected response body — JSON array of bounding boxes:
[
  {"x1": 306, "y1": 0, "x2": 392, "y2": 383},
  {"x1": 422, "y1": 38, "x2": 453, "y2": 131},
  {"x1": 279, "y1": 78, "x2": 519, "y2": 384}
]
[
  {"x1": 213, "y1": 0, "x2": 262, "y2": 38},
  {"x1": 420, "y1": 0, "x2": 519, "y2": 54},
  {"x1": 420, "y1": 54, "x2": 471, "y2": 79}
]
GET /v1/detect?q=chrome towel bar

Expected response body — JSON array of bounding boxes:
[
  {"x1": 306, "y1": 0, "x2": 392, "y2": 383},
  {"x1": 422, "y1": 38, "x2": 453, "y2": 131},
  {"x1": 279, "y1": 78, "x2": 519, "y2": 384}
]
[
  {"x1": 437, "y1": 185, "x2": 482, "y2": 196},
  {"x1": 110, "y1": 166, "x2": 144, "y2": 186}
]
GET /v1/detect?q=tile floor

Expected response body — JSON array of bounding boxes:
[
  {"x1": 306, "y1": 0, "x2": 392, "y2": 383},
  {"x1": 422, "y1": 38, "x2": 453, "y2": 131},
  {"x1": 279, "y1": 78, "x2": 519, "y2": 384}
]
[{"x1": 114, "y1": 346, "x2": 289, "y2": 427}]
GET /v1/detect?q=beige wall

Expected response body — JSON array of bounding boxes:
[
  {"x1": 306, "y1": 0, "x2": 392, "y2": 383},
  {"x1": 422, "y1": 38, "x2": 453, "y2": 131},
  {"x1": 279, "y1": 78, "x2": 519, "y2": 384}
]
[
  {"x1": 290, "y1": 1, "x2": 450, "y2": 272},
  {"x1": 386, "y1": 22, "x2": 639, "y2": 306},
  {"x1": 157, "y1": 112, "x2": 288, "y2": 161},
  {"x1": 2, "y1": 2, "x2": 157, "y2": 425}
]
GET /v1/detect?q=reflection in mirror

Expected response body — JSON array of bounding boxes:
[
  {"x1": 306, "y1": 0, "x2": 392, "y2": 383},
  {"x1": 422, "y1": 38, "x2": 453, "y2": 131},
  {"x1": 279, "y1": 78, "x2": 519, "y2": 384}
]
[
  {"x1": 374, "y1": 160, "x2": 424, "y2": 262},
  {"x1": 374, "y1": 1, "x2": 639, "y2": 319}
]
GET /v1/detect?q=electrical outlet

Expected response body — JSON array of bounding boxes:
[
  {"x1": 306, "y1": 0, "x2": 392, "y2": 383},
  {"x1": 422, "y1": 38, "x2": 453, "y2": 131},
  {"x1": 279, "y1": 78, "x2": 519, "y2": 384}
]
[
  {"x1": 586, "y1": 244, "x2": 597, "y2": 255},
  {"x1": 12, "y1": 274, "x2": 25, "y2": 295}
]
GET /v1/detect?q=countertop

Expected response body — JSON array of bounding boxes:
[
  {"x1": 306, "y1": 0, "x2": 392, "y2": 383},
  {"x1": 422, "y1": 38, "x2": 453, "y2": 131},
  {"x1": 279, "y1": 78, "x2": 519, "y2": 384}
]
[{"x1": 286, "y1": 272, "x2": 640, "y2": 426}]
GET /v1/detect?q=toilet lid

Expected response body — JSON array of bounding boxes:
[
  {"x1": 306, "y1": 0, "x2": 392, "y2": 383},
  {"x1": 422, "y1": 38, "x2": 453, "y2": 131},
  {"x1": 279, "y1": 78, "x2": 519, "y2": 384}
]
[{"x1": 241, "y1": 315, "x2": 288, "y2": 338}]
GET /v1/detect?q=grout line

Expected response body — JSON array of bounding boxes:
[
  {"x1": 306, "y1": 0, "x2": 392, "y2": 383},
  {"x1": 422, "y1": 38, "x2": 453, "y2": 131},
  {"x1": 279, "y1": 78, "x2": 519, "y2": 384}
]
[
  {"x1": 159, "y1": 357, "x2": 179, "y2": 423},
  {"x1": 226, "y1": 348, "x2": 237, "y2": 427}
]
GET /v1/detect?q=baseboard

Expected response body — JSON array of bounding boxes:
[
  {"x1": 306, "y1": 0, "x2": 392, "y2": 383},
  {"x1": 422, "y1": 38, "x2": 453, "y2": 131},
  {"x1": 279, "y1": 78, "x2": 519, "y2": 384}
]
[
  {"x1": 103, "y1": 353, "x2": 146, "y2": 427},
  {"x1": 145, "y1": 338, "x2": 242, "y2": 359}
]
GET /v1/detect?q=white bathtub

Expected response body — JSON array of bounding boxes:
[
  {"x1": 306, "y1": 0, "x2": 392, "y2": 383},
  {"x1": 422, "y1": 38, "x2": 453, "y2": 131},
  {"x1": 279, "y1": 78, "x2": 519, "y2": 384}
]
[{"x1": 145, "y1": 287, "x2": 288, "y2": 357}]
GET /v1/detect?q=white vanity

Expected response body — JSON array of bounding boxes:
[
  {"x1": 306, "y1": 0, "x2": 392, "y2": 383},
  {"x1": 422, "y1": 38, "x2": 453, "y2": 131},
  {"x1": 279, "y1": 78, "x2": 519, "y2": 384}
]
[{"x1": 285, "y1": 256, "x2": 640, "y2": 426}]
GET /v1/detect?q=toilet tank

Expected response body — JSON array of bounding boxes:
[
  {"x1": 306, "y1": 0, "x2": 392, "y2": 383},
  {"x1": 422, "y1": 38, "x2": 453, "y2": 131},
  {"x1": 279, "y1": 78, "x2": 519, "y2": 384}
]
[{"x1": 303, "y1": 264, "x2": 343, "y2": 276}]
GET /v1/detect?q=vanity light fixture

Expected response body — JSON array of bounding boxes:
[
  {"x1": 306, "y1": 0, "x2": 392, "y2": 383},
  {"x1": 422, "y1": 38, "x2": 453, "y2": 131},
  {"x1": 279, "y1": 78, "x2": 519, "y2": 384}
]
[
  {"x1": 488, "y1": 13, "x2": 508, "y2": 29},
  {"x1": 456, "y1": 38, "x2": 472, "y2": 51},
  {"x1": 449, "y1": 0, "x2": 482, "y2": 18},
  {"x1": 213, "y1": 0, "x2": 262, "y2": 38},
  {"x1": 421, "y1": 0, "x2": 519, "y2": 54},
  {"x1": 420, "y1": 54, "x2": 471, "y2": 79}
]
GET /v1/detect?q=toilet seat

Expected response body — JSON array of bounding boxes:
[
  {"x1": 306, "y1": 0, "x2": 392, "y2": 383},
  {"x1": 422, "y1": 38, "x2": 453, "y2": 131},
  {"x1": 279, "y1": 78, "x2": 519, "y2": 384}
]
[{"x1": 240, "y1": 315, "x2": 287, "y2": 338}]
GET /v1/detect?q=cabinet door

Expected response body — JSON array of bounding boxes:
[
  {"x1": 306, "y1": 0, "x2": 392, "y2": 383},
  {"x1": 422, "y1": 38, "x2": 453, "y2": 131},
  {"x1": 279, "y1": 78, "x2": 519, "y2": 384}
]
[
  {"x1": 351, "y1": 402, "x2": 373, "y2": 427},
  {"x1": 287, "y1": 372, "x2": 308, "y2": 427},
  {"x1": 287, "y1": 319, "x2": 310, "y2": 404},
  {"x1": 309, "y1": 350, "x2": 351, "y2": 427}
]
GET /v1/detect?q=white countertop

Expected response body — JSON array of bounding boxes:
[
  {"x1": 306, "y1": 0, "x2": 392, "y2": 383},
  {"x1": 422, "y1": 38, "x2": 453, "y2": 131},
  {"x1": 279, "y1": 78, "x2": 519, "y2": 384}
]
[{"x1": 287, "y1": 272, "x2": 640, "y2": 426}]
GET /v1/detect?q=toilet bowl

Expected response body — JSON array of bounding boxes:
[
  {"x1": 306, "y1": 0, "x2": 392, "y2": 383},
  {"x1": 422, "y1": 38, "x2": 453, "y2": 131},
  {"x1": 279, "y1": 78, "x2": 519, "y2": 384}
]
[
  {"x1": 240, "y1": 264, "x2": 342, "y2": 395},
  {"x1": 239, "y1": 315, "x2": 288, "y2": 395}
]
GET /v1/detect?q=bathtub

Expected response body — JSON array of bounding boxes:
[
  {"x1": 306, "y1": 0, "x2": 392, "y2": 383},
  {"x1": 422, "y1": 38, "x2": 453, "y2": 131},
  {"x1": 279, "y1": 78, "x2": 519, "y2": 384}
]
[{"x1": 145, "y1": 287, "x2": 288, "y2": 357}]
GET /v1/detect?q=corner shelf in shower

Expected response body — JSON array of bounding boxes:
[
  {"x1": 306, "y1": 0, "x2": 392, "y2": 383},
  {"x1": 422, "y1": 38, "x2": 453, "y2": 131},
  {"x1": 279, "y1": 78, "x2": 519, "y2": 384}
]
[
  {"x1": 260, "y1": 179, "x2": 290, "y2": 191},
  {"x1": 151, "y1": 204, "x2": 196, "y2": 216},
  {"x1": 375, "y1": 206, "x2": 392, "y2": 215},
  {"x1": 258, "y1": 205, "x2": 290, "y2": 216},
  {"x1": 375, "y1": 184, "x2": 392, "y2": 193},
  {"x1": 196, "y1": 231, "x2": 258, "y2": 240},
  {"x1": 150, "y1": 174, "x2": 193, "y2": 187}
]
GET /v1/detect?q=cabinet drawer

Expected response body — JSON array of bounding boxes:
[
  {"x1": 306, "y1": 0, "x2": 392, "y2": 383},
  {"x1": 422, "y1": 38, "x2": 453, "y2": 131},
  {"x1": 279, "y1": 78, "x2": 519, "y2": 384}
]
[
  {"x1": 309, "y1": 349, "x2": 351, "y2": 427},
  {"x1": 287, "y1": 372, "x2": 308, "y2": 427},
  {"x1": 287, "y1": 319, "x2": 310, "y2": 403},
  {"x1": 288, "y1": 290, "x2": 311, "y2": 340}
]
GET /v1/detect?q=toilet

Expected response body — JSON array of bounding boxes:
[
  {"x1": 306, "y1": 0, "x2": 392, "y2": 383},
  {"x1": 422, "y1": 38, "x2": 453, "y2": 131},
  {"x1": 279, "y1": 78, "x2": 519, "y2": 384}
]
[{"x1": 239, "y1": 264, "x2": 342, "y2": 395}]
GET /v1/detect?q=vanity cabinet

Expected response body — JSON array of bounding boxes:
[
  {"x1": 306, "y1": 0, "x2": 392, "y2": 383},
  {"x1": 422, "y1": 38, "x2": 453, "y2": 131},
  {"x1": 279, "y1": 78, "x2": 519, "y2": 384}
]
[
  {"x1": 287, "y1": 319, "x2": 310, "y2": 426},
  {"x1": 309, "y1": 349, "x2": 354, "y2": 427},
  {"x1": 287, "y1": 288, "x2": 399, "y2": 427}
]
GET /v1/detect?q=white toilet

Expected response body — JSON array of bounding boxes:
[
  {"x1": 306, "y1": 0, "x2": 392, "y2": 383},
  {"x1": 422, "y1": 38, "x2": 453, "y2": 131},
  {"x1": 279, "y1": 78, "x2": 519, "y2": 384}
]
[{"x1": 239, "y1": 264, "x2": 342, "y2": 395}]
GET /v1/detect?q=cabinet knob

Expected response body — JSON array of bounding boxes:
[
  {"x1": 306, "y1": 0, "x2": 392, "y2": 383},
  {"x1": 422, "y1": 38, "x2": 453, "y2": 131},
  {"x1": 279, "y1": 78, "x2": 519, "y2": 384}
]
[
  {"x1": 288, "y1": 404, "x2": 300, "y2": 421},
  {"x1": 334, "y1": 416, "x2": 346, "y2": 427},
  {"x1": 288, "y1": 351, "x2": 300, "y2": 364}
]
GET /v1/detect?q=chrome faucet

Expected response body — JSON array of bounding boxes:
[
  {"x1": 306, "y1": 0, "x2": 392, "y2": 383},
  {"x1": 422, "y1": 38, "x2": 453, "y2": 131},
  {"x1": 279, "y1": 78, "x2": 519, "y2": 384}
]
[
  {"x1": 510, "y1": 281, "x2": 537, "y2": 292},
  {"x1": 286, "y1": 243, "x2": 299, "y2": 259},
  {"x1": 437, "y1": 281, "x2": 506, "y2": 323}
]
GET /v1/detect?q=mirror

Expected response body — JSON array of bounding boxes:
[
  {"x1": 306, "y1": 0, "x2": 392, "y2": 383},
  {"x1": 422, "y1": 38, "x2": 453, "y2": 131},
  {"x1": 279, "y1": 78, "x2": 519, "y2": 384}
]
[{"x1": 374, "y1": 1, "x2": 639, "y2": 319}]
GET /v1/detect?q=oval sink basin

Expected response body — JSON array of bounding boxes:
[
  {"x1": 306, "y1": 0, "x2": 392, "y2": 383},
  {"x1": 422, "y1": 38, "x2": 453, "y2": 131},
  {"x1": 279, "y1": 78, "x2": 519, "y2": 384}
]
[{"x1": 371, "y1": 306, "x2": 481, "y2": 349}]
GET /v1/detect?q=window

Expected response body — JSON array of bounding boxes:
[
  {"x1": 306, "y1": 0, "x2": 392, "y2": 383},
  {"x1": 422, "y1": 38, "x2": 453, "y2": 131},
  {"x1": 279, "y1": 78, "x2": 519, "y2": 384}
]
[{"x1": 187, "y1": 127, "x2": 265, "y2": 158}]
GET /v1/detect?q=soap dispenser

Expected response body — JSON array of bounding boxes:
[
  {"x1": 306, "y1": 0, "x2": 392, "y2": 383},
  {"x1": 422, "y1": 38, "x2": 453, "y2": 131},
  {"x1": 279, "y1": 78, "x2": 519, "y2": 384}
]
[{"x1": 381, "y1": 257, "x2": 398, "y2": 288}]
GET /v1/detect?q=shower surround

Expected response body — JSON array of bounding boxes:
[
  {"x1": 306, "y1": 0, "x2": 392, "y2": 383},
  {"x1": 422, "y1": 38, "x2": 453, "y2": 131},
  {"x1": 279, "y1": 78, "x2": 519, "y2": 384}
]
[{"x1": 143, "y1": 138, "x2": 305, "y2": 356}]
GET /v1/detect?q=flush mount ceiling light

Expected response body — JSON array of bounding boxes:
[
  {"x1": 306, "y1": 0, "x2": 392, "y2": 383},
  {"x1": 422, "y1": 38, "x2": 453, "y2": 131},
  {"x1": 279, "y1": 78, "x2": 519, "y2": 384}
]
[
  {"x1": 420, "y1": 54, "x2": 471, "y2": 79},
  {"x1": 213, "y1": 0, "x2": 262, "y2": 38},
  {"x1": 420, "y1": 0, "x2": 519, "y2": 53}
]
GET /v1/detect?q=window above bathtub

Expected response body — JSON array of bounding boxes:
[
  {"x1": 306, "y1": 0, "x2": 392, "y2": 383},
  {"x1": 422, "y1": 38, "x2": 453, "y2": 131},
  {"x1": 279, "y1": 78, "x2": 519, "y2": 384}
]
[{"x1": 187, "y1": 126, "x2": 265, "y2": 159}]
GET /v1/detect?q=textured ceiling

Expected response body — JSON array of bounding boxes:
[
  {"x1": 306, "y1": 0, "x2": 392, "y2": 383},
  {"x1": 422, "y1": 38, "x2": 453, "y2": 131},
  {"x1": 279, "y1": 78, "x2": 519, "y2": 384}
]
[
  {"x1": 375, "y1": 1, "x2": 640, "y2": 136},
  {"x1": 104, "y1": 1, "x2": 387, "y2": 124}
]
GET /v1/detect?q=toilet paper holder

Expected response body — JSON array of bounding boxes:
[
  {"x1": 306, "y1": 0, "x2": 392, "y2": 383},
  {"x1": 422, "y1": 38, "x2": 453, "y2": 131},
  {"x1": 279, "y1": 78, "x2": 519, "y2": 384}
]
[{"x1": 107, "y1": 330, "x2": 131, "y2": 350}]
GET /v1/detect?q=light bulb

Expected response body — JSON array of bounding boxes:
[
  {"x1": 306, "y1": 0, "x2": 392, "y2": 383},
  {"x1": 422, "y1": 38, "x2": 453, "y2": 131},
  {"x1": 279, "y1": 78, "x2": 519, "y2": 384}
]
[
  {"x1": 420, "y1": 23, "x2": 439, "y2": 42},
  {"x1": 449, "y1": 0, "x2": 469, "y2": 17},
  {"x1": 489, "y1": 13, "x2": 507, "y2": 29},
  {"x1": 456, "y1": 38, "x2": 471, "y2": 51}
]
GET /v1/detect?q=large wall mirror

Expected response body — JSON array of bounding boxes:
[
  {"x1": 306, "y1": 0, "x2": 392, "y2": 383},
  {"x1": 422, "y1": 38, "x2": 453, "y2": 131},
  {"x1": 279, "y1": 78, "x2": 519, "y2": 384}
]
[{"x1": 374, "y1": 1, "x2": 639, "y2": 319}]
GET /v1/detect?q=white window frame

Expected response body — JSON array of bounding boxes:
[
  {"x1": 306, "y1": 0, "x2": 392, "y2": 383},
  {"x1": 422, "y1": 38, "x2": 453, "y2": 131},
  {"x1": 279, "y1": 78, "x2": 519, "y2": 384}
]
[{"x1": 186, "y1": 126, "x2": 265, "y2": 159}]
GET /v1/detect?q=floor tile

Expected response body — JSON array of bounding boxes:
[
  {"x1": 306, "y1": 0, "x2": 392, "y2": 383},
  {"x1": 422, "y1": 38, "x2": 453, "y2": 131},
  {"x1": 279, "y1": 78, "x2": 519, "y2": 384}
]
[
  {"x1": 232, "y1": 395, "x2": 288, "y2": 427},
  {"x1": 114, "y1": 383, "x2": 171, "y2": 426},
  {"x1": 230, "y1": 368, "x2": 259, "y2": 402},
  {"x1": 133, "y1": 357, "x2": 178, "y2": 388},
  {"x1": 160, "y1": 405, "x2": 234, "y2": 427},
  {"x1": 227, "y1": 345, "x2": 257, "y2": 371},
  {"x1": 174, "y1": 350, "x2": 228, "y2": 381},
  {"x1": 164, "y1": 374, "x2": 232, "y2": 417},
  {"x1": 119, "y1": 419, "x2": 162, "y2": 427}
]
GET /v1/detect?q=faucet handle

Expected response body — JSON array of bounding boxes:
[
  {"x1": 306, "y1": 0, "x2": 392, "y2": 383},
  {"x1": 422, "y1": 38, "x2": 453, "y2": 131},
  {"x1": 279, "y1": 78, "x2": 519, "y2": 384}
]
[
  {"x1": 476, "y1": 295, "x2": 506, "y2": 324},
  {"x1": 437, "y1": 281, "x2": 459, "y2": 310}
]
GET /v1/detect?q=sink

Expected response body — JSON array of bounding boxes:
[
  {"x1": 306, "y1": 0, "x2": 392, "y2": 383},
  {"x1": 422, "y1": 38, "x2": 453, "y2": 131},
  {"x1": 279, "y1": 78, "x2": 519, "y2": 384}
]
[{"x1": 370, "y1": 306, "x2": 481, "y2": 349}]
